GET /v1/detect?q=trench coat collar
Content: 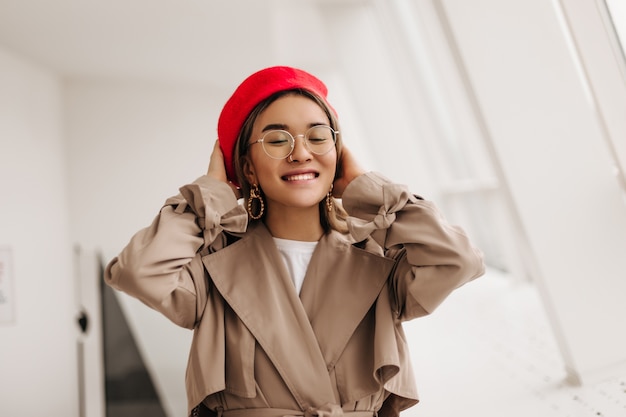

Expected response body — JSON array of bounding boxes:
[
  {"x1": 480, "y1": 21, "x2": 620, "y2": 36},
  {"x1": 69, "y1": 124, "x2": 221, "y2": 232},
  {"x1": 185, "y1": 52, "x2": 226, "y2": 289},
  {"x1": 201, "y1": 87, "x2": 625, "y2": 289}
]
[{"x1": 201, "y1": 222, "x2": 394, "y2": 409}]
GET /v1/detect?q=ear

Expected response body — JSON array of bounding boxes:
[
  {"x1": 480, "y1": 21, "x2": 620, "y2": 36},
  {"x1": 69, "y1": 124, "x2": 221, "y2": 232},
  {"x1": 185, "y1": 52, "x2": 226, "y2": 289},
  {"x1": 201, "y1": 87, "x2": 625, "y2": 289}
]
[{"x1": 242, "y1": 155, "x2": 257, "y2": 185}]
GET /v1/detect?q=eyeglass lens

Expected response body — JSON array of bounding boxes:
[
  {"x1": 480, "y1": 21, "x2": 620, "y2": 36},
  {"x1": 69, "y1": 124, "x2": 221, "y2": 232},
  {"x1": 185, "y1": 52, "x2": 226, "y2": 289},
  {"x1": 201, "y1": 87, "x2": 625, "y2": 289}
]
[{"x1": 260, "y1": 126, "x2": 335, "y2": 159}]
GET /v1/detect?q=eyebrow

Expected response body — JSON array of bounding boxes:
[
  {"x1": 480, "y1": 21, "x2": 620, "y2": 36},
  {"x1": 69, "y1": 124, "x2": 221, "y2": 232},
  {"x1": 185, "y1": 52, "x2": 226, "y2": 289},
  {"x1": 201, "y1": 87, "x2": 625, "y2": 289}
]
[
  {"x1": 261, "y1": 123, "x2": 288, "y2": 132},
  {"x1": 261, "y1": 122, "x2": 329, "y2": 132}
]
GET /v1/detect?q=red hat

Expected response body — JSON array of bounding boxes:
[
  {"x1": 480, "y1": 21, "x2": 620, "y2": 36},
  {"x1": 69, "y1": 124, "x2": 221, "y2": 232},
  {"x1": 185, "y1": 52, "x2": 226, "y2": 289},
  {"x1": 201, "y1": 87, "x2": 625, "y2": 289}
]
[{"x1": 218, "y1": 66, "x2": 331, "y2": 185}]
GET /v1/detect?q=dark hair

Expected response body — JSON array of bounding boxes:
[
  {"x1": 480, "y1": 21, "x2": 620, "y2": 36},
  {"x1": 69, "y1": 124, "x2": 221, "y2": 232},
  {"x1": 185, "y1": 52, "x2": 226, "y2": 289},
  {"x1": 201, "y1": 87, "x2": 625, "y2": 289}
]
[{"x1": 233, "y1": 89, "x2": 348, "y2": 234}]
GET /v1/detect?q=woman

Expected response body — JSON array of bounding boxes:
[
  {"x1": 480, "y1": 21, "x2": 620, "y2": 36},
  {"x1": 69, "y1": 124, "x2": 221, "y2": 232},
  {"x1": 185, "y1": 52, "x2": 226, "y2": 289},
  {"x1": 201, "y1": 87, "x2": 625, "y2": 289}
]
[{"x1": 104, "y1": 66, "x2": 485, "y2": 417}]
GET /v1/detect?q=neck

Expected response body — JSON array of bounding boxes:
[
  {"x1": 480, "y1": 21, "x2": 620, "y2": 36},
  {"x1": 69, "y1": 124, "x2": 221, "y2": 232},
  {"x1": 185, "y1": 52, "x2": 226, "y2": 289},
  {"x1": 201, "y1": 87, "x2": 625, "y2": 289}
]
[{"x1": 264, "y1": 205, "x2": 324, "y2": 241}]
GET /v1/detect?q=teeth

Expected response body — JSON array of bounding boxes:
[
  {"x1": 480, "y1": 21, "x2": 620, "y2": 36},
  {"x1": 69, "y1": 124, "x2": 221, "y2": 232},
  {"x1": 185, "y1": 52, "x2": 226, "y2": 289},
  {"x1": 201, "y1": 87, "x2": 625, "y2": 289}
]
[{"x1": 285, "y1": 173, "x2": 316, "y2": 181}]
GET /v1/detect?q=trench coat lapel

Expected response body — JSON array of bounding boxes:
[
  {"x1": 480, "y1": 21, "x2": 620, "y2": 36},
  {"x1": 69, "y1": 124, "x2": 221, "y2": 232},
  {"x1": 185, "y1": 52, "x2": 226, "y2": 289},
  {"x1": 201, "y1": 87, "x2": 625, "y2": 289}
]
[
  {"x1": 201, "y1": 223, "x2": 336, "y2": 409},
  {"x1": 300, "y1": 232, "x2": 395, "y2": 370}
]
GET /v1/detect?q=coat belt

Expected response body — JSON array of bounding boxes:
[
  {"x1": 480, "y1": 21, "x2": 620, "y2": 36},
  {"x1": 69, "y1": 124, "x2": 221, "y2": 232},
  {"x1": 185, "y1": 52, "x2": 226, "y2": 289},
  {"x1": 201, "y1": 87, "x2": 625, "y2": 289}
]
[{"x1": 217, "y1": 404, "x2": 376, "y2": 417}]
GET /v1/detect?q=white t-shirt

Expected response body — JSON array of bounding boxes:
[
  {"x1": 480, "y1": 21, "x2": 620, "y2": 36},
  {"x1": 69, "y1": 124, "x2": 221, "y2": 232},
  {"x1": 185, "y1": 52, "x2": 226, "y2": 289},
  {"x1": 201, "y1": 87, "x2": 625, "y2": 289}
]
[{"x1": 273, "y1": 237, "x2": 318, "y2": 295}]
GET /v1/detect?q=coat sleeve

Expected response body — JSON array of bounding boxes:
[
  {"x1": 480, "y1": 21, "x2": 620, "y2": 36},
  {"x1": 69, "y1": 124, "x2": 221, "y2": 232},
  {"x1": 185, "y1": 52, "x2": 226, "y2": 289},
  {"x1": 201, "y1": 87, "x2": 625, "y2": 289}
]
[
  {"x1": 104, "y1": 175, "x2": 248, "y2": 329},
  {"x1": 341, "y1": 172, "x2": 485, "y2": 321}
]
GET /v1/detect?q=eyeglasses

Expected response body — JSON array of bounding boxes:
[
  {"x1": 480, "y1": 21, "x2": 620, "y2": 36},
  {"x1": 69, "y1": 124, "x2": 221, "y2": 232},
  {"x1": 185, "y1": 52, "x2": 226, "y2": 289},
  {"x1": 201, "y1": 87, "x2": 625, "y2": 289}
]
[{"x1": 250, "y1": 125, "x2": 338, "y2": 160}]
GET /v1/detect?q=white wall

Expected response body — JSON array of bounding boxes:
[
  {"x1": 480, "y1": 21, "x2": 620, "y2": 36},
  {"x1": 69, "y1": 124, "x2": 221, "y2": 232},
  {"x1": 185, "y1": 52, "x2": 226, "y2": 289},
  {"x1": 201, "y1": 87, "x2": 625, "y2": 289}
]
[
  {"x1": 438, "y1": 0, "x2": 626, "y2": 383},
  {"x1": 0, "y1": 45, "x2": 78, "y2": 416}
]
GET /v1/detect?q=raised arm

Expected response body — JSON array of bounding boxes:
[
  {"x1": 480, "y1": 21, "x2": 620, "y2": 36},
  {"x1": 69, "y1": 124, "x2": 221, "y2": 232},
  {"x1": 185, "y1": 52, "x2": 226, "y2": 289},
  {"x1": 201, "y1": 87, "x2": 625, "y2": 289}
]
[
  {"x1": 104, "y1": 142, "x2": 247, "y2": 328},
  {"x1": 341, "y1": 171, "x2": 485, "y2": 321}
]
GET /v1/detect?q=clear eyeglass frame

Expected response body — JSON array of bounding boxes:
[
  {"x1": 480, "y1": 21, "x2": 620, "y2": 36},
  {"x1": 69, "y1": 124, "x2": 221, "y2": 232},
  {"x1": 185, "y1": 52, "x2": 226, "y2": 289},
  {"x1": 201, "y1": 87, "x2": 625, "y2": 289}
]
[{"x1": 249, "y1": 125, "x2": 338, "y2": 160}]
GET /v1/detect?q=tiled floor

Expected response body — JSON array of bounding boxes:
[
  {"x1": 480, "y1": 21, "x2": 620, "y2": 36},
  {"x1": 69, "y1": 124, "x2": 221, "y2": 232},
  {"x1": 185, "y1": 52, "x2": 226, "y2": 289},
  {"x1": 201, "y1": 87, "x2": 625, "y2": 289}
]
[{"x1": 402, "y1": 269, "x2": 626, "y2": 417}]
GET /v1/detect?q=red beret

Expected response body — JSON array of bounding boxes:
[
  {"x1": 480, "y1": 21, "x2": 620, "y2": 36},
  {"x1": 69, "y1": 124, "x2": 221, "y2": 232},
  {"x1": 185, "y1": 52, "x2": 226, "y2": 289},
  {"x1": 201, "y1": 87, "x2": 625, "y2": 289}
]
[{"x1": 217, "y1": 66, "x2": 331, "y2": 185}]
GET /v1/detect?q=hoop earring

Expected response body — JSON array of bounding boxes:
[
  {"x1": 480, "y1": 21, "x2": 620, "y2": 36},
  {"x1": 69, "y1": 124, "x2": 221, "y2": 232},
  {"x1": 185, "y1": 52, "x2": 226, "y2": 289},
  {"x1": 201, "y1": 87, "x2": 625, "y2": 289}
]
[
  {"x1": 326, "y1": 184, "x2": 334, "y2": 213},
  {"x1": 247, "y1": 184, "x2": 265, "y2": 220}
]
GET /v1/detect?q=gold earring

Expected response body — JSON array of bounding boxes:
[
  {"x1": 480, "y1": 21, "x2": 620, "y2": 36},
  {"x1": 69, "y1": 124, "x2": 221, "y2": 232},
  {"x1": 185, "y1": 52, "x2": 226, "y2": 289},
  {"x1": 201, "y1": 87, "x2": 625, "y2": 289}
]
[
  {"x1": 326, "y1": 184, "x2": 334, "y2": 213},
  {"x1": 247, "y1": 184, "x2": 265, "y2": 219}
]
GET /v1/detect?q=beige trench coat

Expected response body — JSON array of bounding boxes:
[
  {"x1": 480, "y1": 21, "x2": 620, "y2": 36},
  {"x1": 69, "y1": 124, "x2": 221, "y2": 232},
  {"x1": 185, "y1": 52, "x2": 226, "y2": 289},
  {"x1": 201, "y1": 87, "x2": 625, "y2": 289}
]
[{"x1": 105, "y1": 172, "x2": 485, "y2": 417}]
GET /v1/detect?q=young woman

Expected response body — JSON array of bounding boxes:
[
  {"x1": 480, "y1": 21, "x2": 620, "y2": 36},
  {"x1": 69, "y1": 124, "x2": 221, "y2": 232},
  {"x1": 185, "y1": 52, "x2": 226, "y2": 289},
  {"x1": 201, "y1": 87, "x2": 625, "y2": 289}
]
[{"x1": 105, "y1": 66, "x2": 485, "y2": 417}]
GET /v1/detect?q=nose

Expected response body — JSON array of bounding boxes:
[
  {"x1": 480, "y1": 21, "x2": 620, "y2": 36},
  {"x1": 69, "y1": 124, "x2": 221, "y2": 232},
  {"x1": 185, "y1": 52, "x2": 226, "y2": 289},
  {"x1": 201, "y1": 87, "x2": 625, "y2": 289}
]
[{"x1": 288, "y1": 134, "x2": 312, "y2": 162}]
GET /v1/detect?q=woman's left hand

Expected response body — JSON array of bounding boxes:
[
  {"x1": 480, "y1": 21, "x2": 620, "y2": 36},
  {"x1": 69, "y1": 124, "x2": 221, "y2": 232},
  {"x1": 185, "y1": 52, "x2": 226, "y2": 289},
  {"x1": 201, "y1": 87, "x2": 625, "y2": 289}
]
[
  {"x1": 333, "y1": 146, "x2": 366, "y2": 198},
  {"x1": 208, "y1": 140, "x2": 241, "y2": 198}
]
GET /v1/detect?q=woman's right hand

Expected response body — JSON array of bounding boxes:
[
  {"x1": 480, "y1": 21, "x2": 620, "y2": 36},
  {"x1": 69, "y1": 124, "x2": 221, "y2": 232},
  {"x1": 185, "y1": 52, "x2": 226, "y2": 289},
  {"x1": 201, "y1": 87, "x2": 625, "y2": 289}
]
[{"x1": 208, "y1": 140, "x2": 241, "y2": 198}]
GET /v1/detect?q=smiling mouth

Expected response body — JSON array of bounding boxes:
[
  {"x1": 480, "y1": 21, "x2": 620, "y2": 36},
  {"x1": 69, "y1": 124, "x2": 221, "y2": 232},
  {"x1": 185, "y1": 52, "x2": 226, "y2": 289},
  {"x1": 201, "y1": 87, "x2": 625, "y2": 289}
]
[{"x1": 282, "y1": 173, "x2": 319, "y2": 181}]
